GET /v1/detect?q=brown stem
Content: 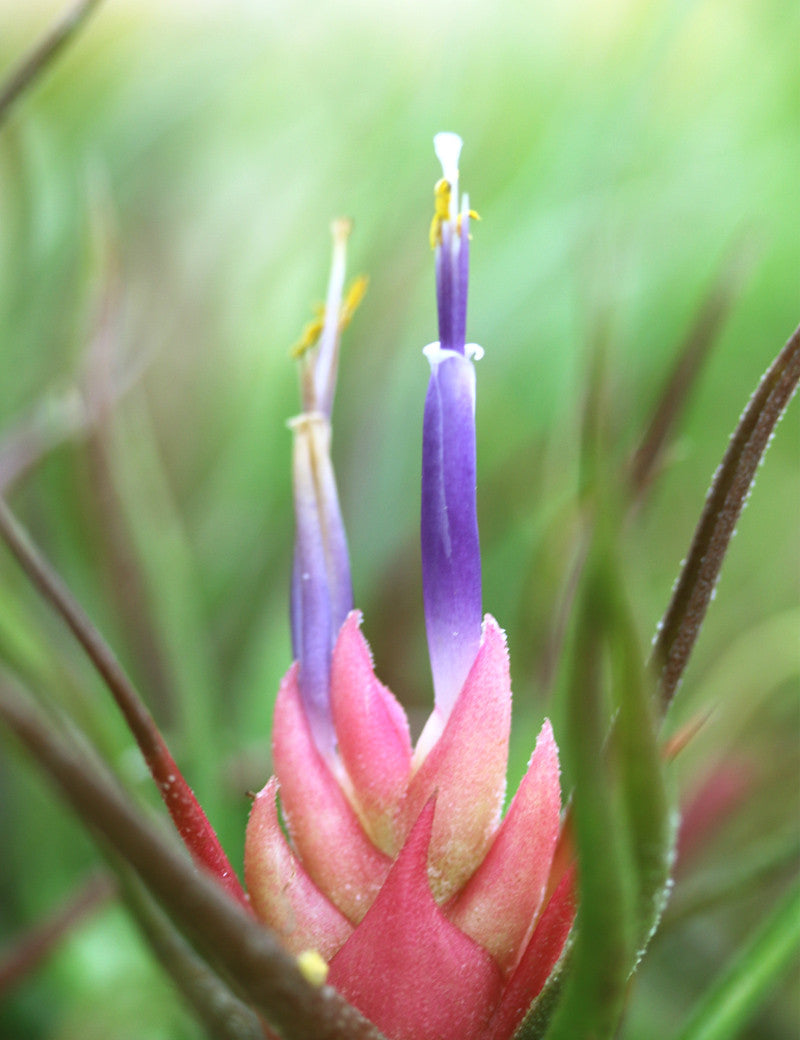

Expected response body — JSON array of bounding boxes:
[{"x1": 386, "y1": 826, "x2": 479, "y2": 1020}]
[
  {"x1": 650, "y1": 323, "x2": 800, "y2": 713},
  {"x1": 115, "y1": 865, "x2": 268, "y2": 1040},
  {"x1": 0, "y1": 677, "x2": 386, "y2": 1040},
  {"x1": 0, "y1": 0, "x2": 105, "y2": 127},
  {"x1": 0, "y1": 495, "x2": 248, "y2": 907}
]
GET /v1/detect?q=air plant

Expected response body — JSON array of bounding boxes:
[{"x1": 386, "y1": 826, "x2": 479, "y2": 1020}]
[{"x1": 0, "y1": 9, "x2": 798, "y2": 1039}]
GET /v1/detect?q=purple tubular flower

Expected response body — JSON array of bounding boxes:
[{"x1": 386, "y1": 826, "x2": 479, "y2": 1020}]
[
  {"x1": 290, "y1": 414, "x2": 352, "y2": 754},
  {"x1": 289, "y1": 220, "x2": 357, "y2": 755},
  {"x1": 422, "y1": 133, "x2": 484, "y2": 717}
]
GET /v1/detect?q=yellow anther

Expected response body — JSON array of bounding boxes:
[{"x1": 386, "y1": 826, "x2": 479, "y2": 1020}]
[
  {"x1": 296, "y1": 948, "x2": 329, "y2": 987},
  {"x1": 339, "y1": 274, "x2": 369, "y2": 330},
  {"x1": 289, "y1": 308, "x2": 325, "y2": 359},
  {"x1": 429, "y1": 177, "x2": 452, "y2": 248},
  {"x1": 456, "y1": 208, "x2": 481, "y2": 236}
]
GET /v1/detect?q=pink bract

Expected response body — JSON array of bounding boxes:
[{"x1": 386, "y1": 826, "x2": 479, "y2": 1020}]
[{"x1": 245, "y1": 611, "x2": 574, "y2": 1040}]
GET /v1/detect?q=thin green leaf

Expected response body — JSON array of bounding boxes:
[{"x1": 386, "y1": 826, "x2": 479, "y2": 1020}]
[
  {"x1": 102, "y1": 394, "x2": 225, "y2": 822},
  {"x1": 606, "y1": 556, "x2": 673, "y2": 954},
  {"x1": 545, "y1": 520, "x2": 674, "y2": 1040},
  {"x1": 544, "y1": 546, "x2": 638, "y2": 1040},
  {"x1": 650, "y1": 323, "x2": 800, "y2": 715},
  {"x1": 674, "y1": 877, "x2": 800, "y2": 1040}
]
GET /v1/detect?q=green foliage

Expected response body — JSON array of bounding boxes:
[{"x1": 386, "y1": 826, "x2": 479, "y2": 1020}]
[
  {"x1": 675, "y1": 878, "x2": 800, "y2": 1040},
  {"x1": 0, "y1": 1, "x2": 797, "y2": 1037},
  {"x1": 543, "y1": 524, "x2": 673, "y2": 1040}
]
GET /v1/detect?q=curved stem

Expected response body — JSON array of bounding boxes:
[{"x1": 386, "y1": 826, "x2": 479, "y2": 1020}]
[
  {"x1": 0, "y1": 0, "x2": 105, "y2": 127},
  {"x1": 0, "y1": 677, "x2": 386, "y2": 1040},
  {"x1": 649, "y1": 323, "x2": 800, "y2": 714},
  {"x1": 0, "y1": 495, "x2": 248, "y2": 907}
]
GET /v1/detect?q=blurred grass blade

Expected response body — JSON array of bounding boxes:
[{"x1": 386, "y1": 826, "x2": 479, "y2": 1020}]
[
  {"x1": 101, "y1": 395, "x2": 225, "y2": 821},
  {"x1": 607, "y1": 556, "x2": 673, "y2": 953},
  {"x1": 0, "y1": 388, "x2": 91, "y2": 493},
  {"x1": 0, "y1": 675, "x2": 386, "y2": 1040},
  {"x1": 0, "y1": 872, "x2": 115, "y2": 997},
  {"x1": 666, "y1": 827, "x2": 800, "y2": 929},
  {"x1": 545, "y1": 524, "x2": 674, "y2": 1040},
  {"x1": 674, "y1": 878, "x2": 800, "y2": 1040},
  {"x1": 629, "y1": 247, "x2": 750, "y2": 502},
  {"x1": 650, "y1": 323, "x2": 800, "y2": 715},
  {"x1": 0, "y1": 0, "x2": 104, "y2": 126},
  {"x1": 544, "y1": 544, "x2": 637, "y2": 1040},
  {"x1": 0, "y1": 496, "x2": 249, "y2": 908},
  {"x1": 0, "y1": 221, "x2": 144, "y2": 496}
]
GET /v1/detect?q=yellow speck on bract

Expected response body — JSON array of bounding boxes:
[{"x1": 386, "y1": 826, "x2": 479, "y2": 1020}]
[{"x1": 296, "y1": 948, "x2": 329, "y2": 987}]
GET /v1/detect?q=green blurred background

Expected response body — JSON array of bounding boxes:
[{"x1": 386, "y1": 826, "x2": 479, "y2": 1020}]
[{"x1": 0, "y1": 0, "x2": 797, "y2": 1036}]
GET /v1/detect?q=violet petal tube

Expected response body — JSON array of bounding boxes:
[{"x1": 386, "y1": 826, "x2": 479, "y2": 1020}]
[
  {"x1": 287, "y1": 222, "x2": 358, "y2": 757},
  {"x1": 422, "y1": 132, "x2": 484, "y2": 717},
  {"x1": 421, "y1": 343, "x2": 483, "y2": 716},
  {"x1": 289, "y1": 414, "x2": 352, "y2": 756}
]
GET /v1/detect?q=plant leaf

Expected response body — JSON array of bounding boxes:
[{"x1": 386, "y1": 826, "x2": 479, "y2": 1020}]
[
  {"x1": 650, "y1": 323, "x2": 800, "y2": 714},
  {"x1": 0, "y1": 674, "x2": 387, "y2": 1040},
  {"x1": 0, "y1": 496, "x2": 249, "y2": 908},
  {"x1": 0, "y1": 0, "x2": 105, "y2": 127},
  {"x1": 544, "y1": 524, "x2": 674, "y2": 1039},
  {"x1": 605, "y1": 554, "x2": 674, "y2": 955},
  {"x1": 543, "y1": 542, "x2": 637, "y2": 1040},
  {"x1": 115, "y1": 862, "x2": 267, "y2": 1040},
  {"x1": 0, "y1": 872, "x2": 114, "y2": 998},
  {"x1": 674, "y1": 877, "x2": 800, "y2": 1040}
]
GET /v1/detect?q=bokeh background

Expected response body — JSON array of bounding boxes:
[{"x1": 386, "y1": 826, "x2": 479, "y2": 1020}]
[{"x1": 0, "y1": 0, "x2": 797, "y2": 1037}]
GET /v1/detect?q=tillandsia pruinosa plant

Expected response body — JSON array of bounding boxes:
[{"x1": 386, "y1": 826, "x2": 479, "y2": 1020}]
[
  {"x1": 242, "y1": 135, "x2": 574, "y2": 1040},
  {"x1": 0, "y1": 119, "x2": 798, "y2": 1039},
  {"x1": 0, "y1": 14, "x2": 799, "y2": 1035}
]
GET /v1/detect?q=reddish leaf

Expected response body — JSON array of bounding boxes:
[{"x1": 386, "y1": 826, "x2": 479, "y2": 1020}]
[{"x1": 484, "y1": 869, "x2": 576, "y2": 1040}]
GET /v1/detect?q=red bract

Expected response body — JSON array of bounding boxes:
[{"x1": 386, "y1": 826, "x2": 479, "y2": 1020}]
[{"x1": 245, "y1": 611, "x2": 573, "y2": 1040}]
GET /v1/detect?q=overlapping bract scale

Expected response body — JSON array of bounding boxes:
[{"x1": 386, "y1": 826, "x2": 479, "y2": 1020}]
[
  {"x1": 446, "y1": 719, "x2": 561, "y2": 972},
  {"x1": 271, "y1": 662, "x2": 391, "y2": 922},
  {"x1": 329, "y1": 800, "x2": 503, "y2": 1040},
  {"x1": 244, "y1": 614, "x2": 572, "y2": 1040},
  {"x1": 331, "y1": 611, "x2": 412, "y2": 854},
  {"x1": 244, "y1": 778, "x2": 353, "y2": 958},
  {"x1": 399, "y1": 616, "x2": 512, "y2": 901}
]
